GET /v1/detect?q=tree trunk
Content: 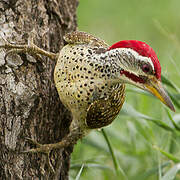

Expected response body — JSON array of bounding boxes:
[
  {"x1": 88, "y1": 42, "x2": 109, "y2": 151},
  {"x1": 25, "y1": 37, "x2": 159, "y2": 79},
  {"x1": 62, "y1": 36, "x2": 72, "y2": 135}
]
[{"x1": 0, "y1": 0, "x2": 78, "y2": 179}]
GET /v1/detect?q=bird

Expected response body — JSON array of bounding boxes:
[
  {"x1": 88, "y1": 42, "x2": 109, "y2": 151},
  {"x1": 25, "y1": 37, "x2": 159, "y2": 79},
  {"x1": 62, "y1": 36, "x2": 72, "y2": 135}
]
[{"x1": 0, "y1": 31, "x2": 175, "y2": 171}]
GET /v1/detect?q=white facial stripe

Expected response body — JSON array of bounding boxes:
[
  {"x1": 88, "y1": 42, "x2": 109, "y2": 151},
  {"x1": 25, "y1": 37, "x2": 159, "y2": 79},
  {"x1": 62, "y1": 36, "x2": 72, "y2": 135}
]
[{"x1": 114, "y1": 48, "x2": 155, "y2": 71}]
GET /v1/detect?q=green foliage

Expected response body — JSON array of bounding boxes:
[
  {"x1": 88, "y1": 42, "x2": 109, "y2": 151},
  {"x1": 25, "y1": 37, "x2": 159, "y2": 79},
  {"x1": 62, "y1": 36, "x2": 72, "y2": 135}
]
[{"x1": 70, "y1": 0, "x2": 180, "y2": 179}]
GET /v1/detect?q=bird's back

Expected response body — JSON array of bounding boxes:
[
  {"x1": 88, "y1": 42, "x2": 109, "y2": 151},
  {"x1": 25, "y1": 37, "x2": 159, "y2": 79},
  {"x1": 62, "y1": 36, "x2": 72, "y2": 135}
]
[{"x1": 54, "y1": 31, "x2": 125, "y2": 129}]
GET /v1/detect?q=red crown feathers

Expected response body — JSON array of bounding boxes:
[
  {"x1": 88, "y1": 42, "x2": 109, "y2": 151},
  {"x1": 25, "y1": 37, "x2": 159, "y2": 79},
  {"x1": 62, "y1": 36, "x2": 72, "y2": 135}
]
[{"x1": 109, "y1": 40, "x2": 161, "y2": 80}]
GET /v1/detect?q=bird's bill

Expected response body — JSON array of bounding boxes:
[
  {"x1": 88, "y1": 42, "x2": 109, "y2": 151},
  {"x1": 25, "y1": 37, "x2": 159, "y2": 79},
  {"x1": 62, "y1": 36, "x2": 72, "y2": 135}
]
[{"x1": 145, "y1": 78, "x2": 175, "y2": 112}]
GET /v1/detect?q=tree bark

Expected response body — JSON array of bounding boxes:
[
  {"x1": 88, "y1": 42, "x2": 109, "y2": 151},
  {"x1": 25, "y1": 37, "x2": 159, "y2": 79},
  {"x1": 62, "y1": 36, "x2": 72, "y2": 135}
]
[{"x1": 0, "y1": 0, "x2": 78, "y2": 179}]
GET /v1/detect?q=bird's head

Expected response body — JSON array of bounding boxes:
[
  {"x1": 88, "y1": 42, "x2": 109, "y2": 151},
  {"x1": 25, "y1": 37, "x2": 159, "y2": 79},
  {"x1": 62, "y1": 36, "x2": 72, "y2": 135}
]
[{"x1": 108, "y1": 40, "x2": 175, "y2": 111}]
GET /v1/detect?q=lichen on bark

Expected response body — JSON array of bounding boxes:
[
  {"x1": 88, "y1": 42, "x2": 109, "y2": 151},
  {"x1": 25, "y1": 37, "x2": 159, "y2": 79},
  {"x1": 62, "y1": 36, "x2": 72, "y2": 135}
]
[{"x1": 0, "y1": 0, "x2": 78, "y2": 179}]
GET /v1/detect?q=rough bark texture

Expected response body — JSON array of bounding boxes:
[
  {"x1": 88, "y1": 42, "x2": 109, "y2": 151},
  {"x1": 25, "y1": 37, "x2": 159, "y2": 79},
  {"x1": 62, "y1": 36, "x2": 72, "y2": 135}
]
[{"x1": 0, "y1": 0, "x2": 78, "y2": 179}]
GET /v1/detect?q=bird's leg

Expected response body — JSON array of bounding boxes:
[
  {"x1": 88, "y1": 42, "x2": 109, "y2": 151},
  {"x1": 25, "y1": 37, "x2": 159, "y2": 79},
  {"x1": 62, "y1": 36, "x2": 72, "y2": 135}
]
[
  {"x1": 0, "y1": 36, "x2": 58, "y2": 61},
  {"x1": 23, "y1": 127, "x2": 83, "y2": 173}
]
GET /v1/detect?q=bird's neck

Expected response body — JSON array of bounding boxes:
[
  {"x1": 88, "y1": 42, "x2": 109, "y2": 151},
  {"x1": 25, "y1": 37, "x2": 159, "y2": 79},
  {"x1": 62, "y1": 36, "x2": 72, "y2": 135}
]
[
  {"x1": 97, "y1": 48, "x2": 128, "y2": 83},
  {"x1": 101, "y1": 48, "x2": 134, "y2": 71},
  {"x1": 97, "y1": 48, "x2": 147, "y2": 84},
  {"x1": 99, "y1": 48, "x2": 152, "y2": 86}
]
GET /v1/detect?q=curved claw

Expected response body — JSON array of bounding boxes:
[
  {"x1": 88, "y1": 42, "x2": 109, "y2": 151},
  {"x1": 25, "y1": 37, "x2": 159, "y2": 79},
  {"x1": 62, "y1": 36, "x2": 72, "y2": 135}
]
[
  {"x1": 4, "y1": 49, "x2": 25, "y2": 62},
  {"x1": 24, "y1": 137, "x2": 42, "y2": 147},
  {"x1": 47, "y1": 155, "x2": 55, "y2": 173}
]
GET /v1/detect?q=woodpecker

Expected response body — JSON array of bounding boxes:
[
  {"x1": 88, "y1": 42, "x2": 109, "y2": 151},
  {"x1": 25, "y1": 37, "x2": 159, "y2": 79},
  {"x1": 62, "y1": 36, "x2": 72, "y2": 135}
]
[{"x1": 0, "y1": 31, "x2": 175, "y2": 171}]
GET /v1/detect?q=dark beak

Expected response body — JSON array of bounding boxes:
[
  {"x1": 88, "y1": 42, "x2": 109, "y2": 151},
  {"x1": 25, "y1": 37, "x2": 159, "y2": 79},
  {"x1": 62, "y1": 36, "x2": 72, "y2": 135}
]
[{"x1": 145, "y1": 78, "x2": 175, "y2": 112}]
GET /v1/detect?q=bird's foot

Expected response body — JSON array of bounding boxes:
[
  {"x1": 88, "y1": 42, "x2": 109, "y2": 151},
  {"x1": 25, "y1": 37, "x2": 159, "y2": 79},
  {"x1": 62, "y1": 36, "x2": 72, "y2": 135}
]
[
  {"x1": 22, "y1": 137, "x2": 65, "y2": 173},
  {"x1": 23, "y1": 137, "x2": 55, "y2": 154},
  {"x1": 22, "y1": 128, "x2": 83, "y2": 173},
  {"x1": 0, "y1": 35, "x2": 58, "y2": 61}
]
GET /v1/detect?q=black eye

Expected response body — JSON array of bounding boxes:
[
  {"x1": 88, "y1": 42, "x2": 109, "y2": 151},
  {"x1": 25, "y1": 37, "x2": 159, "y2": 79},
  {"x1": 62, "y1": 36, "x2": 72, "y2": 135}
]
[{"x1": 142, "y1": 64, "x2": 150, "y2": 73}]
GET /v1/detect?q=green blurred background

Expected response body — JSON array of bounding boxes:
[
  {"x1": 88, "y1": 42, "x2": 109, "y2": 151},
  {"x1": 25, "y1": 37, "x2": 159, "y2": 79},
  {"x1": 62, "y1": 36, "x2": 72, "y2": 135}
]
[{"x1": 70, "y1": 0, "x2": 180, "y2": 179}]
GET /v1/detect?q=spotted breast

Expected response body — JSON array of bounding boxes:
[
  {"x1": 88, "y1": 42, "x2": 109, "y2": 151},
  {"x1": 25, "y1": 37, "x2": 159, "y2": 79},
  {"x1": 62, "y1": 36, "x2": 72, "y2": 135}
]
[{"x1": 54, "y1": 31, "x2": 125, "y2": 130}]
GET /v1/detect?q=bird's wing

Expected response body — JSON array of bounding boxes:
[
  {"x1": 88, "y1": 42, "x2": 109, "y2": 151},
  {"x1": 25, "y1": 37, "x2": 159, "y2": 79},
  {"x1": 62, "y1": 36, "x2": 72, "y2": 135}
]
[
  {"x1": 64, "y1": 31, "x2": 109, "y2": 48},
  {"x1": 86, "y1": 84, "x2": 125, "y2": 129}
]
